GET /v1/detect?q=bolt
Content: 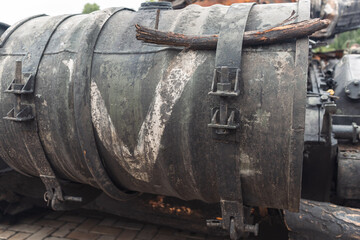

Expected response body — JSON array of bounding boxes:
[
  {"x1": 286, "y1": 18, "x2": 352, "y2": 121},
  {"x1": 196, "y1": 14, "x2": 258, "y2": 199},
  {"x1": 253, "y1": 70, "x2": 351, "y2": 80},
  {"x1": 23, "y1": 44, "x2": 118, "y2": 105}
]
[
  {"x1": 206, "y1": 219, "x2": 222, "y2": 228},
  {"x1": 345, "y1": 89, "x2": 350, "y2": 94},
  {"x1": 354, "y1": 80, "x2": 359, "y2": 86},
  {"x1": 320, "y1": 95, "x2": 329, "y2": 101},
  {"x1": 245, "y1": 224, "x2": 259, "y2": 236}
]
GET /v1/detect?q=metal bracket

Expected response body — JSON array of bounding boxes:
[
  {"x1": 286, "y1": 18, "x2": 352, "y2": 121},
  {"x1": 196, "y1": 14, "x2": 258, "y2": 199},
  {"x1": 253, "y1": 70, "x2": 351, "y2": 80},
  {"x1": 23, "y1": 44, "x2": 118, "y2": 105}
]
[
  {"x1": 207, "y1": 2, "x2": 255, "y2": 135},
  {"x1": 42, "y1": 175, "x2": 83, "y2": 210},
  {"x1": 208, "y1": 107, "x2": 239, "y2": 135},
  {"x1": 4, "y1": 105, "x2": 34, "y2": 122},
  {"x1": 207, "y1": 201, "x2": 259, "y2": 239},
  {"x1": 209, "y1": 67, "x2": 240, "y2": 97},
  {"x1": 3, "y1": 61, "x2": 34, "y2": 122},
  {"x1": 5, "y1": 72, "x2": 34, "y2": 94}
]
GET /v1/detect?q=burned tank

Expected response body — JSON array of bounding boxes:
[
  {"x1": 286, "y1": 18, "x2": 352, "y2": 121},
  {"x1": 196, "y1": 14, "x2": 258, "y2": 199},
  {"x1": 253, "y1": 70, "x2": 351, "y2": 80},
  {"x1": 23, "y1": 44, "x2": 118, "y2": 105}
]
[{"x1": 0, "y1": 0, "x2": 359, "y2": 239}]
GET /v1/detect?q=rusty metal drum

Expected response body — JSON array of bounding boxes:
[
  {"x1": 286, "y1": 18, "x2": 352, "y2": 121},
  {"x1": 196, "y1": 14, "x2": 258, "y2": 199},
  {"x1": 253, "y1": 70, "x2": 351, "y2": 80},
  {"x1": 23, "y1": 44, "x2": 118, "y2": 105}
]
[{"x1": 0, "y1": 1, "x2": 309, "y2": 213}]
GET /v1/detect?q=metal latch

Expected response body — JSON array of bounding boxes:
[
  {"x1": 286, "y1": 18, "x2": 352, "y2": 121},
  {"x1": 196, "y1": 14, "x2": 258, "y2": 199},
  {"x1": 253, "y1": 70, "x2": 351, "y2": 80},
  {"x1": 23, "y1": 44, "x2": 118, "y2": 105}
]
[
  {"x1": 209, "y1": 67, "x2": 240, "y2": 97},
  {"x1": 207, "y1": 201, "x2": 259, "y2": 239},
  {"x1": 207, "y1": 0, "x2": 255, "y2": 135},
  {"x1": 208, "y1": 67, "x2": 240, "y2": 134}
]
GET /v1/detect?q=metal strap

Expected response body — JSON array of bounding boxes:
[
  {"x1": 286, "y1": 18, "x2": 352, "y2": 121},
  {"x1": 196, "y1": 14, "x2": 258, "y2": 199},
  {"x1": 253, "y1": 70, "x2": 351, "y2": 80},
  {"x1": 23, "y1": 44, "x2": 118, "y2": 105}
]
[
  {"x1": 23, "y1": 14, "x2": 78, "y2": 209},
  {"x1": 73, "y1": 7, "x2": 140, "y2": 201},
  {"x1": 215, "y1": 3, "x2": 255, "y2": 69},
  {"x1": 207, "y1": 4, "x2": 258, "y2": 239},
  {"x1": 208, "y1": 3, "x2": 255, "y2": 136}
]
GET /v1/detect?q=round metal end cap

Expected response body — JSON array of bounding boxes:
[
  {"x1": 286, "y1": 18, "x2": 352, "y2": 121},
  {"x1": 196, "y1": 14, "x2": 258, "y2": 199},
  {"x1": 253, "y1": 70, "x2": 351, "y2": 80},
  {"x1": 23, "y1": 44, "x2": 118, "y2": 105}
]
[{"x1": 345, "y1": 80, "x2": 360, "y2": 100}]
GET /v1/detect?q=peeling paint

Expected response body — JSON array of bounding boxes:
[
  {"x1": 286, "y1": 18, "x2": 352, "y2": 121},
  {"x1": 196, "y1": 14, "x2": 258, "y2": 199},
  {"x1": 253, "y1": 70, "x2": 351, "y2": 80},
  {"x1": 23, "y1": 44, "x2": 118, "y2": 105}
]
[
  {"x1": 254, "y1": 109, "x2": 271, "y2": 128},
  {"x1": 0, "y1": 56, "x2": 11, "y2": 99},
  {"x1": 62, "y1": 59, "x2": 74, "y2": 83},
  {"x1": 91, "y1": 50, "x2": 207, "y2": 182},
  {"x1": 333, "y1": 211, "x2": 360, "y2": 227},
  {"x1": 239, "y1": 152, "x2": 261, "y2": 176}
]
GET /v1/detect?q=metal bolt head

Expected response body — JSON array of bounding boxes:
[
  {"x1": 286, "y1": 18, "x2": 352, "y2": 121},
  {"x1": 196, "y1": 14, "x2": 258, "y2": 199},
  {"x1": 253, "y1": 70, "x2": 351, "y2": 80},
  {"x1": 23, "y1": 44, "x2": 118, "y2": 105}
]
[
  {"x1": 320, "y1": 95, "x2": 329, "y2": 101},
  {"x1": 345, "y1": 89, "x2": 350, "y2": 94},
  {"x1": 354, "y1": 80, "x2": 359, "y2": 86}
]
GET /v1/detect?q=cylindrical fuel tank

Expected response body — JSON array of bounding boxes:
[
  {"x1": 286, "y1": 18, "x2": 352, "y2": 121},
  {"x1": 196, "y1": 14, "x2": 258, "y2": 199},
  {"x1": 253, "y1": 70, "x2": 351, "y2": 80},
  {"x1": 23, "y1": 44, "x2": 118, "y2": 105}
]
[{"x1": 0, "y1": 2, "x2": 308, "y2": 210}]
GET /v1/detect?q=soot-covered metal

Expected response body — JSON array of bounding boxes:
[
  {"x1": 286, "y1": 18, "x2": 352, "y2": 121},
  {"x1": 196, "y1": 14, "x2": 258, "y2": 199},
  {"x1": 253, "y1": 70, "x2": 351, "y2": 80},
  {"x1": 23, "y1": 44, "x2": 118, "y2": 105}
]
[{"x1": 1, "y1": 0, "x2": 359, "y2": 239}]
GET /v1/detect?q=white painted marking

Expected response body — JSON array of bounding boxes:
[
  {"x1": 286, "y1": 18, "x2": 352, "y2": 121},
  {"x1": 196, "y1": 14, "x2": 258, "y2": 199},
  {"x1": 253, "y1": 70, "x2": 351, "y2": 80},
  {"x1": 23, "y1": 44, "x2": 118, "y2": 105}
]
[
  {"x1": 62, "y1": 59, "x2": 74, "y2": 83},
  {"x1": 239, "y1": 152, "x2": 262, "y2": 176},
  {"x1": 91, "y1": 50, "x2": 207, "y2": 182}
]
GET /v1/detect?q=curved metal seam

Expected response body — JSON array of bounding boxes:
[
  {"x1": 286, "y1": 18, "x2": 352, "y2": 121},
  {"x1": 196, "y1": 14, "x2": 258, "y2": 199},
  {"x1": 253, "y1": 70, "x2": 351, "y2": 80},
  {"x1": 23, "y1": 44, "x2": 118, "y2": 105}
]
[
  {"x1": 24, "y1": 14, "x2": 79, "y2": 184},
  {"x1": 74, "y1": 8, "x2": 140, "y2": 201},
  {"x1": 32, "y1": 14, "x2": 78, "y2": 79},
  {"x1": 0, "y1": 14, "x2": 47, "y2": 48},
  {"x1": 30, "y1": 14, "x2": 79, "y2": 181}
]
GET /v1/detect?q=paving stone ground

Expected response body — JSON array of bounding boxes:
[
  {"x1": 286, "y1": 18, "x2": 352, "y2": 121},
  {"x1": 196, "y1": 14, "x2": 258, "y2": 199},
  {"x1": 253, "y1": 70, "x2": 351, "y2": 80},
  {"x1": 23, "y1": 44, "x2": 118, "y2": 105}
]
[{"x1": 0, "y1": 208, "x2": 226, "y2": 240}]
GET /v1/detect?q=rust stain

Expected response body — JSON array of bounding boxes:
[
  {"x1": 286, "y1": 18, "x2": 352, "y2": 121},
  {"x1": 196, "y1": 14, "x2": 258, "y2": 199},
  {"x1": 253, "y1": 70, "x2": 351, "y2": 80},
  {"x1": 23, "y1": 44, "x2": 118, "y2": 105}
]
[
  {"x1": 259, "y1": 207, "x2": 268, "y2": 217},
  {"x1": 149, "y1": 196, "x2": 193, "y2": 216}
]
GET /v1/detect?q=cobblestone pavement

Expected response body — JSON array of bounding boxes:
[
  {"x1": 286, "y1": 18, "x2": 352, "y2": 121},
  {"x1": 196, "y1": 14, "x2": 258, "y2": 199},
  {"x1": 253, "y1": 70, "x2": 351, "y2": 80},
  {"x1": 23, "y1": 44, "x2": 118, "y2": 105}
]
[{"x1": 0, "y1": 208, "x2": 226, "y2": 240}]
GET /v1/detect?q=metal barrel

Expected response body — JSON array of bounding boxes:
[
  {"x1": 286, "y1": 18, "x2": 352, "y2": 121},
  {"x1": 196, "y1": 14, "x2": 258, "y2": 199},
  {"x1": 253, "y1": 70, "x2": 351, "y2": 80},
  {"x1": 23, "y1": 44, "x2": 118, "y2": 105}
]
[{"x1": 0, "y1": 2, "x2": 308, "y2": 211}]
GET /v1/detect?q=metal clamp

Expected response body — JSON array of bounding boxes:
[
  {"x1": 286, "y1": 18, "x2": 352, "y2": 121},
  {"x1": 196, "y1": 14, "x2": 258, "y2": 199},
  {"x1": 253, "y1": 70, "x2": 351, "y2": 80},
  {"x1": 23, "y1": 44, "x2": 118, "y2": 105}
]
[
  {"x1": 207, "y1": 201, "x2": 259, "y2": 239},
  {"x1": 43, "y1": 180, "x2": 83, "y2": 211},
  {"x1": 208, "y1": 107, "x2": 239, "y2": 135},
  {"x1": 206, "y1": 3, "x2": 258, "y2": 239},
  {"x1": 3, "y1": 61, "x2": 34, "y2": 121},
  {"x1": 209, "y1": 67, "x2": 240, "y2": 97},
  {"x1": 207, "y1": 3, "x2": 254, "y2": 135}
]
